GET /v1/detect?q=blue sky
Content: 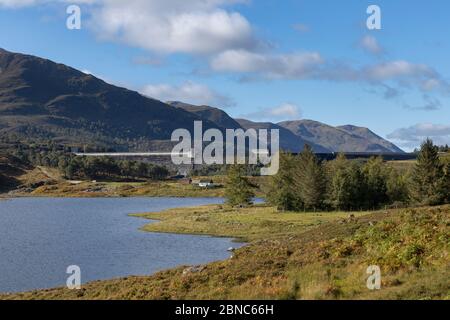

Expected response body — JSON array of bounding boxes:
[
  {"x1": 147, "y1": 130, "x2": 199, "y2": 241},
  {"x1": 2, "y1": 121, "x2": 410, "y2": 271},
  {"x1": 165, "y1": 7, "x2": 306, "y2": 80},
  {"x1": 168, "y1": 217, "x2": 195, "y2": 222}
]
[{"x1": 0, "y1": 0, "x2": 449, "y2": 150}]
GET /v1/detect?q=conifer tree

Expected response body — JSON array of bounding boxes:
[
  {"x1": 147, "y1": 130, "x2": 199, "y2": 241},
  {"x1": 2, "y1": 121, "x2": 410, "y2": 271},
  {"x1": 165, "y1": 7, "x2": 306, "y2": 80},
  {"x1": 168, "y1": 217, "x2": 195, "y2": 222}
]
[
  {"x1": 327, "y1": 154, "x2": 366, "y2": 211},
  {"x1": 225, "y1": 164, "x2": 255, "y2": 207},
  {"x1": 266, "y1": 152, "x2": 300, "y2": 211},
  {"x1": 294, "y1": 145, "x2": 326, "y2": 211},
  {"x1": 411, "y1": 139, "x2": 446, "y2": 205},
  {"x1": 386, "y1": 168, "x2": 410, "y2": 205},
  {"x1": 362, "y1": 156, "x2": 388, "y2": 209},
  {"x1": 441, "y1": 161, "x2": 450, "y2": 204}
]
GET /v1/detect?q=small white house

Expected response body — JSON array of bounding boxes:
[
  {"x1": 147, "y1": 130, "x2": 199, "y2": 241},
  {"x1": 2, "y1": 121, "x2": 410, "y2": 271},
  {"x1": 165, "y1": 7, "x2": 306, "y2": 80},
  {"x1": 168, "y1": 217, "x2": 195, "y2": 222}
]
[{"x1": 198, "y1": 179, "x2": 214, "y2": 188}]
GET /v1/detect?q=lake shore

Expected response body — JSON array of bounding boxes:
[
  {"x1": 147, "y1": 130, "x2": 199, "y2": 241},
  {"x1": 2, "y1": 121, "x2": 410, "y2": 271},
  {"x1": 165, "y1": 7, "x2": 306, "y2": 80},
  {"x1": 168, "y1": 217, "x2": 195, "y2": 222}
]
[
  {"x1": 2, "y1": 204, "x2": 448, "y2": 300},
  {"x1": 1, "y1": 176, "x2": 265, "y2": 199},
  {"x1": 2, "y1": 181, "x2": 226, "y2": 198}
]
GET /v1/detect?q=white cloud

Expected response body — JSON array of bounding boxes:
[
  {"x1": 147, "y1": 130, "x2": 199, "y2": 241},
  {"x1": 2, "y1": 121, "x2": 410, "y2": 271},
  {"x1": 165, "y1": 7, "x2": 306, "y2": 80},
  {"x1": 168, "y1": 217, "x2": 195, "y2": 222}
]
[
  {"x1": 241, "y1": 103, "x2": 302, "y2": 122},
  {"x1": 1, "y1": 0, "x2": 256, "y2": 55},
  {"x1": 0, "y1": 0, "x2": 40, "y2": 7},
  {"x1": 0, "y1": 0, "x2": 48, "y2": 8},
  {"x1": 211, "y1": 49, "x2": 324, "y2": 79},
  {"x1": 387, "y1": 123, "x2": 450, "y2": 150},
  {"x1": 211, "y1": 50, "x2": 449, "y2": 99},
  {"x1": 140, "y1": 81, "x2": 234, "y2": 107},
  {"x1": 87, "y1": 0, "x2": 257, "y2": 55},
  {"x1": 0, "y1": 0, "x2": 94, "y2": 7},
  {"x1": 359, "y1": 35, "x2": 384, "y2": 55},
  {"x1": 364, "y1": 60, "x2": 437, "y2": 81}
]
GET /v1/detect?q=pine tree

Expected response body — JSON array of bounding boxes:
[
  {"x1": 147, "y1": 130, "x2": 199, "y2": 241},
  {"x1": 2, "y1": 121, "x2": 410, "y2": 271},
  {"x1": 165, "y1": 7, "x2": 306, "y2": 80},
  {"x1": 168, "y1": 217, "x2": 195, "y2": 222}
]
[
  {"x1": 326, "y1": 154, "x2": 366, "y2": 211},
  {"x1": 266, "y1": 152, "x2": 301, "y2": 211},
  {"x1": 362, "y1": 156, "x2": 388, "y2": 209},
  {"x1": 411, "y1": 139, "x2": 446, "y2": 205},
  {"x1": 386, "y1": 168, "x2": 410, "y2": 205},
  {"x1": 294, "y1": 145, "x2": 326, "y2": 211},
  {"x1": 225, "y1": 164, "x2": 255, "y2": 207},
  {"x1": 441, "y1": 161, "x2": 450, "y2": 204}
]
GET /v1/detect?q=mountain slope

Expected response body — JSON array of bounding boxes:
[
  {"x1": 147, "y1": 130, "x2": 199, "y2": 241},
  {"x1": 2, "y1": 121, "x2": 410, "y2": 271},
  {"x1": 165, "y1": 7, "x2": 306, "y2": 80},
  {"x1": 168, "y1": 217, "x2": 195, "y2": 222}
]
[
  {"x1": 236, "y1": 118, "x2": 331, "y2": 153},
  {"x1": 337, "y1": 125, "x2": 404, "y2": 153},
  {"x1": 279, "y1": 120, "x2": 403, "y2": 153},
  {"x1": 0, "y1": 48, "x2": 215, "y2": 149},
  {"x1": 167, "y1": 101, "x2": 242, "y2": 130}
]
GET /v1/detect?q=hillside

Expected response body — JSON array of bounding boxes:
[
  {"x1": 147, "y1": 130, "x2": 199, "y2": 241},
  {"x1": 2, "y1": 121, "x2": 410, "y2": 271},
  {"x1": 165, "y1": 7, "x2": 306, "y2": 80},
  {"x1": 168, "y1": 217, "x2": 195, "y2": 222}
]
[
  {"x1": 337, "y1": 125, "x2": 404, "y2": 153},
  {"x1": 167, "y1": 101, "x2": 242, "y2": 130},
  {"x1": 236, "y1": 118, "x2": 330, "y2": 153},
  {"x1": 3, "y1": 205, "x2": 448, "y2": 300},
  {"x1": 0, "y1": 48, "x2": 216, "y2": 150},
  {"x1": 0, "y1": 153, "x2": 32, "y2": 192},
  {"x1": 279, "y1": 120, "x2": 403, "y2": 153}
]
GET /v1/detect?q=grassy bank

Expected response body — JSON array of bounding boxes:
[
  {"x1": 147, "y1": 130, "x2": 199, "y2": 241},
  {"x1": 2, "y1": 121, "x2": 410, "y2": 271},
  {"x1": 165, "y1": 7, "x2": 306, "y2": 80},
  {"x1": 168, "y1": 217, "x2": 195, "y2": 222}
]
[
  {"x1": 25, "y1": 181, "x2": 226, "y2": 198},
  {"x1": 2, "y1": 166, "x2": 265, "y2": 198},
  {"x1": 2, "y1": 204, "x2": 448, "y2": 300},
  {"x1": 133, "y1": 205, "x2": 366, "y2": 242}
]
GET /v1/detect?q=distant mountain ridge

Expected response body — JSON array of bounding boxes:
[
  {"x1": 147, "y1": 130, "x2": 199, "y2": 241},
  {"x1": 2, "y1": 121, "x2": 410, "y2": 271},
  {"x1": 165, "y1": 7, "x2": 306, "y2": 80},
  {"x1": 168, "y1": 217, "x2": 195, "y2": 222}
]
[
  {"x1": 277, "y1": 120, "x2": 403, "y2": 153},
  {"x1": 235, "y1": 118, "x2": 331, "y2": 153},
  {"x1": 0, "y1": 48, "x2": 403, "y2": 153}
]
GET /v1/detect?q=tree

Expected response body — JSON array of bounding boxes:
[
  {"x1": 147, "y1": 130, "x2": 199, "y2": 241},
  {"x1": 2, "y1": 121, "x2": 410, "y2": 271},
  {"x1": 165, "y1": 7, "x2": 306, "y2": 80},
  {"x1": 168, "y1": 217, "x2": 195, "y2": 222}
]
[
  {"x1": 0, "y1": 173, "x2": 6, "y2": 191},
  {"x1": 362, "y1": 156, "x2": 388, "y2": 209},
  {"x1": 441, "y1": 161, "x2": 450, "y2": 204},
  {"x1": 386, "y1": 168, "x2": 410, "y2": 205},
  {"x1": 326, "y1": 154, "x2": 366, "y2": 211},
  {"x1": 410, "y1": 139, "x2": 446, "y2": 205},
  {"x1": 225, "y1": 164, "x2": 255, "y2": 207},
  {"x1": 266, "y1": 152, "x2": 301, "y2": 211},
  {"x1": 65, "y1": 164, "x2": 75, "y2": 180},
  {"x1": 148, "y1": 165, "x2": 169, "y2": 180},
  {"x1": 294, "y1": 145, "x2": 326, "y2": 211}
]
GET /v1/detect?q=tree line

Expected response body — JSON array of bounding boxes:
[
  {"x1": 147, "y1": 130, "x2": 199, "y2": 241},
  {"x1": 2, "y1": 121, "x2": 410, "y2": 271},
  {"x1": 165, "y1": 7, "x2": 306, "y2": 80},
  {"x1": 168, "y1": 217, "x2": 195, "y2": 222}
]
[
  {"x1": 60, "y1": 156, "x2": 169, "y2": 181},
  {"x1": 6, "y1": 142, "x2": 170, "y2": 181},
  {"x1": 225, "y1": 139, "x2": 449, "y2": 211}
]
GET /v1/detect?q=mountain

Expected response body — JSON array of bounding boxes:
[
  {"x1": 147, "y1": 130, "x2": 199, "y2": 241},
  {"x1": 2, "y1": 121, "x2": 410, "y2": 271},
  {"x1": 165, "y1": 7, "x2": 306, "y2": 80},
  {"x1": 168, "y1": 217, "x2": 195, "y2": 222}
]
[
  {"x1": 278, "y1": 120, "x2": 403, "y2": 153},
  {"x1": 0, "y1": 48, "x2": 217, "y2": 150},
  {"x1": 236, "y1": 119, "x2": 331, "y2": 153},
  {"x1": 167, "y1": 101, "x2": 241, "y2": 130},
  {"x1": 166, "y1": 102, "x2": 329, "y2": 152},
  {"x1": 0, "y1": 48, "x2": 403, "y2": 153},
  {"x1": 336, "y1": 125, "x2": 404, "y2": 153}
]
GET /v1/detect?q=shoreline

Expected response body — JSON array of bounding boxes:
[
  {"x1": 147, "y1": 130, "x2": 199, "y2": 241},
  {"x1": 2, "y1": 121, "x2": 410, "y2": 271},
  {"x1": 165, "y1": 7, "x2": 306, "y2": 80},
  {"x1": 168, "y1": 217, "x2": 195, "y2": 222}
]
[{"x1": 1, "y1": 204, "x2": 448, "y2": 300}]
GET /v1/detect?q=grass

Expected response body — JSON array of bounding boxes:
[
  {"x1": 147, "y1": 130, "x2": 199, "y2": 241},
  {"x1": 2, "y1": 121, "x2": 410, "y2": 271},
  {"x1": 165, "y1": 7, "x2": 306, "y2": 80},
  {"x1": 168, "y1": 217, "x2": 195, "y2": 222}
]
[
  {"x1": 133, "y1": 204, "x2": 366, "y2": 242},
  {"x1": 28, "y1": 180, "x2": 227, "y2": 198},
  {"x1": 4, "y1": 169, "x2": 265, "y2": 198},
  {"x1": 2, "y1": 204, "x2": 448, "y2": 300}
]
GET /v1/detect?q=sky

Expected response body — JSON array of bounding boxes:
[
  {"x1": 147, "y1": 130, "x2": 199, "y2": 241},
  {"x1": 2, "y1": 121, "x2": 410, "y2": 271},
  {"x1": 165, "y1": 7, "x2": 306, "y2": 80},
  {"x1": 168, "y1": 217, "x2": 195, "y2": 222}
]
[{"x1": 0, "y1": 0, "x2": 449, "y2": 151}]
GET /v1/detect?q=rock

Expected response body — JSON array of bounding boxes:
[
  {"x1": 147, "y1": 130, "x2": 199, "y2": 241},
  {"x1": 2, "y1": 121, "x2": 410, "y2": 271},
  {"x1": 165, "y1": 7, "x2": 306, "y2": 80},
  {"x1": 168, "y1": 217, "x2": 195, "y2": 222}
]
[
  {"x1": 227, "y1": 247, "x2": 235, "y2": 252},
  {"x1": 182, "y1": 265, "x2": 205, "y2": 276}
]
